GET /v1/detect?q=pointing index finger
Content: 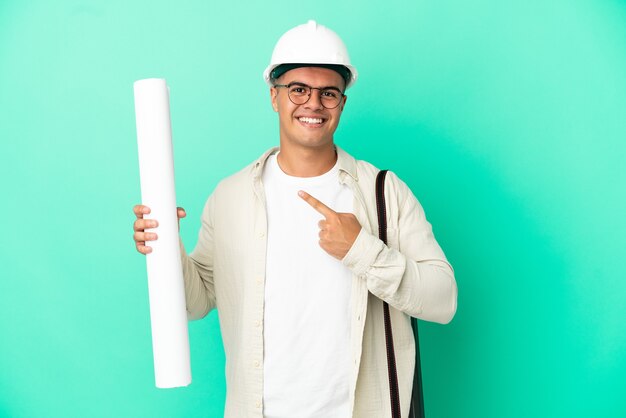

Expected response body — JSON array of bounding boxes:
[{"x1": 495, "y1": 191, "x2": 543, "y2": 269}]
[{"x1": 298, "y1": 190, "x2": 336, "y2": 218}]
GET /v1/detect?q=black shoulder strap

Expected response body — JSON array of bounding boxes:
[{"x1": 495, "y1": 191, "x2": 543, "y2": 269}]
[
  {"x1": 375, "y1": 169, "x2": 425, "y2": 418},
  {"x1": 376, "y1": 170, "x2": 402, "y2": 418},
  {"x1": 376, "y1": 170, "x2": 389, "y2": 245}
]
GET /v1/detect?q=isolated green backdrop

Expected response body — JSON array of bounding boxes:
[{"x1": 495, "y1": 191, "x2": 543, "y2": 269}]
[{"x1": 1, "y1": 0, "x2": 625, "y2": 417}]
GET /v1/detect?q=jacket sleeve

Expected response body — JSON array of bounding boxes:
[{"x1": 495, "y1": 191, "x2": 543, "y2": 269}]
[
  {"x1": 179, "y1": 194, "x2": 217, "y2": 320},
  {"x1": 341, "y1": 174, "x2": 457, "y2": 324}
]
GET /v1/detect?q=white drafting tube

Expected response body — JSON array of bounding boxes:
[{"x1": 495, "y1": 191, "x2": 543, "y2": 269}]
[{"x1": 134, "y1": 78, "x2": 191, "y2": 388}]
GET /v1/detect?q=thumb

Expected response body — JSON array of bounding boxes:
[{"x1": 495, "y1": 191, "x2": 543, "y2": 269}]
[{"x1": 177, "y1": 207, "x2": 186, "y2": 231}]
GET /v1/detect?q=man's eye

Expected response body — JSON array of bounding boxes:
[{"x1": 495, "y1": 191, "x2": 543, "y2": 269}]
[
  {"x1": 322, "y1": 90, "x2": 339, "y2": 99},
  {"x1": 290, "y1": 87, "x2": 308, "y2": 95}
]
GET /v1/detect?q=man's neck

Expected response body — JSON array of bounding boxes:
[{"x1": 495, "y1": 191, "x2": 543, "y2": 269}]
[{"x1": 276, "y1": 144, "x2": 337, "y2": 177}]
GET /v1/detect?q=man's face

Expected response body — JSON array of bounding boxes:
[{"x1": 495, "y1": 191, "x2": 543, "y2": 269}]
[{"x1": 270, "y1": 67, "x2": 348, "y2": 151}]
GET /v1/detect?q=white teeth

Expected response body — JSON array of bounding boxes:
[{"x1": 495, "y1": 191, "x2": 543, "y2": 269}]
[{"x1": 299, "y1": 117, "x2": 323, "y2": 124}]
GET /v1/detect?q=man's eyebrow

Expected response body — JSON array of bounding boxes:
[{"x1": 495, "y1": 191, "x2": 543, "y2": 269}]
[{"x1": 288, "y1": 81, "x2": 343, "y2": 91}]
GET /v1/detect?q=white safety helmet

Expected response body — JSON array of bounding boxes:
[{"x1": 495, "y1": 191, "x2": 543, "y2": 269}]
[{"x1": 263, "y1": 20, "x2": 358, "y2": 90}]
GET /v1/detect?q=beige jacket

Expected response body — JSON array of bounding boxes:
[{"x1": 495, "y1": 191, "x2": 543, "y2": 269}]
[{"x1": 180, "y1": 146, "x2": 457, "y2": 418}]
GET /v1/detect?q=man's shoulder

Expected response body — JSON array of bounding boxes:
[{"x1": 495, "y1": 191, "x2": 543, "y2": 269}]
[
  {"x1": 339, "y1": 147, "x2": 406, "y2": 190},
  {"x1": 212, "y1": 147, "x2": 277, "y2": 196},
  {"x1": 337, "y1": 146, "x2": 377, "y2": 181},
  {"x1": 215, "y1": 161, "x2": 254, "y2": 191}
]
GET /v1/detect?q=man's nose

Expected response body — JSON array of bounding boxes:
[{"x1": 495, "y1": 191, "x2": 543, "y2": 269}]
[{"x1": 304, "y1": 89, "x2": 324, "y2": 110}]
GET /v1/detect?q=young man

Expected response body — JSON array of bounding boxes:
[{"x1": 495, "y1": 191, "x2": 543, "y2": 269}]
[{"x1": 133, "y1": 20, "x2": 457, "y2": 418}]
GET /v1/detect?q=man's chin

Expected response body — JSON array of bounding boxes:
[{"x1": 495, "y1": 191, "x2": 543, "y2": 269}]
[{"x1": 300, "y1": 137, "x2": 334, "y2": 149}]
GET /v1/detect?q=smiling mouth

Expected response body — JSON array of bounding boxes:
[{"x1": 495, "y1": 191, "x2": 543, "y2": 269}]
[{"x1": 297, "y1": 116, "x2": 325, "y2": 125}]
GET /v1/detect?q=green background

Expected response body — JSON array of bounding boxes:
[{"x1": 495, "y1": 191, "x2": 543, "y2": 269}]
[{"x1": 1, "y1": 0, "x2": 625, "y2": 417}]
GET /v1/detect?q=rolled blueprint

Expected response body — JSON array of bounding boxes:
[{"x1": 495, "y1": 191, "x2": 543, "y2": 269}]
[{"x1": 134, "y1": 78, "x2": 191, "y2": 388}]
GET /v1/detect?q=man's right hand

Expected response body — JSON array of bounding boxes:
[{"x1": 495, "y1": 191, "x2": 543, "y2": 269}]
[{"x1": 133, "y1": 204, "x2": 186, "y2": 255}]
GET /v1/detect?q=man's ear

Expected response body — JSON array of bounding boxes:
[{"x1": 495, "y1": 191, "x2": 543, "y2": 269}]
[{"x1": 270, "y1": 87, "x2": 278, "y2": 112}]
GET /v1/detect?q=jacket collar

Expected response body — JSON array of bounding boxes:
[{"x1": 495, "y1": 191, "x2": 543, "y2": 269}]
[
  {"x1": 251, "y1": 145, "x2": 358, "y2": 182},
  {"x1": 251, "y1": 147, "x2": 279, "y2": 180},
  {"x1": 336, "y1": 146, "x2": 358, "y2": 182}
]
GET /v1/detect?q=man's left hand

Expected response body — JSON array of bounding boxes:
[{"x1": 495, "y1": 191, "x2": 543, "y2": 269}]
[{"x1": 298, "y1": 190, "x2": 362, "y2": 260}]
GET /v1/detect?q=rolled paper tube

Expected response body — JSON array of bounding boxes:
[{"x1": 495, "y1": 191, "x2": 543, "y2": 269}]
[{"x1": 134, "y1": 78, "x2": 191, "y2": 388}]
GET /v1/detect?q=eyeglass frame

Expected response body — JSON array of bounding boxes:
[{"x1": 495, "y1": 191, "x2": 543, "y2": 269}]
[{"x1": 273, "y1": 82, "x2": 345, "y2": 109}]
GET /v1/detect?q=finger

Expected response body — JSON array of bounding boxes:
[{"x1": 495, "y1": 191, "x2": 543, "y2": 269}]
[
  {"x1": 318, "y1": 220, "x2": 328, "y2": 230},
  {"x1": 298, "y1": 191, "x2": 336, "y2": 218},
  {"x1": 133, "y1": 204, "x2": 151, "y2": 218},
  {"x1": 177, "y1": 207, "x2": 187, "y2": 219},
  {"x1": 136, "y1": 244, "x2": 153, "y2": 254},
  {"x1": 133, "y1": 219, "x2": 159, "y2": 231},
  {"x1": 134, "y1": 231, "x2": 158, "y2": 242}
]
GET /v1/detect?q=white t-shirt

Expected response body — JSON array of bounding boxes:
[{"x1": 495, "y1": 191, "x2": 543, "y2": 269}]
[{"x1": 262, "y1": 154, "x2": 354, "y2": 418}]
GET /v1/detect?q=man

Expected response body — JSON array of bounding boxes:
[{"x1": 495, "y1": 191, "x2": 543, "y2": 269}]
[{"x1": 133, "y1": 20, "x2": 457, "y2": 418}]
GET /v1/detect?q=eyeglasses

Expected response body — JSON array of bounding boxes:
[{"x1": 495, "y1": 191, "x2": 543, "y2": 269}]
[{"x1": 274, "y1": 82, "x2": 345, "y2": 109}]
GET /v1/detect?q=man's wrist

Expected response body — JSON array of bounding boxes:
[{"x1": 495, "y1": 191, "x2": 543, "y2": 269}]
[{"x1": 341, "y1": 227, "x2": 383, "y2": 277}]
